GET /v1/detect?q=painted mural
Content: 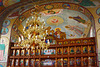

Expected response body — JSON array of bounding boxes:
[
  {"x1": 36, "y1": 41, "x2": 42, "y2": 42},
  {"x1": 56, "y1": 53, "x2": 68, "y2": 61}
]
[
  {"x1": 96, "y1": 8, "x2": 100, "y2": 16},
  {"x1": 0, "y1": 37, "x2": 9, "y2": 62},
  {"x1": 1, "y1": 1, "x2": 100, "y2": 66},
  {"x1": 40, "y1": 9, "x2": 91, "y2": 39},
  {"x1": 7, "y1": 4, "x2": 33, "y2": 19},
  {"x1": 3, "y1": 0, "x2": 20, "y2": 7},
  {"x1": 74, "y1": 0, "x2": 95, "y2": 6},
  {"x1": 0, "y1": 62, "x2": 7, "y2": 67}
]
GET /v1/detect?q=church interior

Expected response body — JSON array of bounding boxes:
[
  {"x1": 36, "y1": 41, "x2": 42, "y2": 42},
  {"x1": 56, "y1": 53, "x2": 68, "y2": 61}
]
[{"x1": 0, "y1": 0, "x2": 100, "y2": 67}]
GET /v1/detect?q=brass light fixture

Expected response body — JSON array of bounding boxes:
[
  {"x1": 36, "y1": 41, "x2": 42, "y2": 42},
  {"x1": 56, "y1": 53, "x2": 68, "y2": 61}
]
[{"x1": 16, "y1": 5, "x2": 50, "y2": 50}]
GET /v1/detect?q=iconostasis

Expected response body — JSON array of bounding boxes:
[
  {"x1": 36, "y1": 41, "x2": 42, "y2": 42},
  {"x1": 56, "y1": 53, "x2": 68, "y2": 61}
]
[{"x1": 0, "y1": 0, "x2": 100, "y2": 66}]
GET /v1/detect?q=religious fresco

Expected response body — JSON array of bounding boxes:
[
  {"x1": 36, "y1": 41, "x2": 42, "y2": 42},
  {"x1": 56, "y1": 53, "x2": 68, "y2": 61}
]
[
  {"x1": 1, "y1": 27, "x2": 9, "y2": 35},
  {"x1": 62, "y1": 3, "x2": 70, "y2": 9},
  {"x1": 11, "y1": 28, "x2": 19, "y2": 43},
  {"x1": 7, "y1": 4, "x2": 33, "y2": 19},
  {"x1": 44, "y1": 5, "x2": 54, "y2": 10},
  {"x1": 0, "y1": 37, "x2": 9, "y2": 62},
  {"x1": 40, "y1": 9, "x2": 91, "y2": 39},
  {"x1": 0, "y1": 62, "x2": 7, "y2": 67},
  {"x1": 74, "y1": 0, "x2": 95, "y2": 6},
  {"x1": 3, "y1": 20, "x2": 10, "y2": 27},
  {"x1": 98, "y1": 18, "x2": 100, "y2": 24},
  {"x1": 0, "y1": 1, "x2": 98, "y2": 66},
  {"x1": 96, "y1": 8, "x2": 100, "y2": 16},
  {"x1": 3, "y1": 0, "x2": 20, "y2": 7},
  {"x1": 9, "y1": 2, "x2": 94, "y2": 40}
]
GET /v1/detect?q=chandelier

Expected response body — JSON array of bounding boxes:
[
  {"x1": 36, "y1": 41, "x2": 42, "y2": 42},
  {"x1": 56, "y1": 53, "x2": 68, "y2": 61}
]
[{"x1": 16, "y1": 6, "x2": 50, "y2": 50}]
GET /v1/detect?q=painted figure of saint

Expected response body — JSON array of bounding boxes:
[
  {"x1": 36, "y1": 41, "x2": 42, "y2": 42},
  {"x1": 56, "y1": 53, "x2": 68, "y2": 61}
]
[
  {"x1": 70, "y1": 58, "x2": 74, "y2": 66},
  {"x1": 25, "y1": 59, "x2": 28, "y2": 66},
  {"x1": 65, "y1": 25, "x2": 84, "y2": 36},
  {"x1": 70, "y1": 47, "x2": 74, "y2": 54},
  {"x1": 89, "y1": 46, "x2": 94, "y2": 53},
  {"x1": 3, "y1": 20, "x2": 10, "y2": 27},
  {"x1": 64, "y1": 58, "x2": 68, "y2": 66},
  {"x1": 76, "y1": 58, "x2": 81, "y2": 66},
  {"x1": 64, "y1": 48, "x2": 68, "y2": 54},
  {"x1": 30, "y1": 59, "x2": 34, "y2": 66},
  {"x1": 15, "y1": 59, "x2": 18, "y2": 66},
  {"x1": 35, "y1": 59, "x2": 39, "y2": 67},
  {"x1": 83, "y1": 46, "x2": 88, "y2": 53},
  {"x1": 1, "y1": 28, "x2": 9, "y2": 35},
  {"x1": 36, "y1": 49, "x2": 39, "y2": 55},
  {"x1": 26, "y1": 50, "x2": 29, "y2": 55},
  {"x1": 90, "y1": 57, "x2": 95, "y2": 66},
  {"x1": 83, "y1": 57, "x2": 88, "y2": 66},
  {"x1": 31, "y1": 50, "x2": 34, "y2": 55},
  {"x1": 54, "y1": 28, "x2": 61, "y2": 38},
  {"x1": 16, "y1": 50, "x2": 19, "y2": 56},
  {"x1": 57, "y1": 48, "x2": 62, "y2": 54},
  {"x1": 21, "y1": 50, "x2": 24, "y2": 55},
  {"x1": 76, "y1": 47, "x2": 81, "y2": 54},
  {"x1": 57, "y1": 59, "x2": 61, "y2": 66},
  {"x1": 20, "y1": 59, "x2": 23, "y2": 66}
]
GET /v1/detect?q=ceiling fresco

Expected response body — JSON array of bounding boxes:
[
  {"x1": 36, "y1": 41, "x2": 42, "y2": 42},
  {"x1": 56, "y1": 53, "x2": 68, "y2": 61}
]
[
  {"x1": 40, "y1": 9, "x2": 91, "y2": 39},
  {"x1": 18, "y1": 2, "x2": 93, "y2": 39},
  {"x1": 1, "y1": 2, "x2": 95, "y2": 42}
]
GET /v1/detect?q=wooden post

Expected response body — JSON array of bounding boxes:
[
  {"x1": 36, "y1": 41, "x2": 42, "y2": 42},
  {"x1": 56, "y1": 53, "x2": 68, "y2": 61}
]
[{"x1": 55, "y1": 58, "x2": 57, "y2": 67}]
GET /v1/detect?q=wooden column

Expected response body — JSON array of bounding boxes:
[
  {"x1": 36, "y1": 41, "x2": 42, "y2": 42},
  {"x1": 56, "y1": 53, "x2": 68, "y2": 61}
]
[{"x1": 55, "y1": 58, "x2": 57, "y2": 67}]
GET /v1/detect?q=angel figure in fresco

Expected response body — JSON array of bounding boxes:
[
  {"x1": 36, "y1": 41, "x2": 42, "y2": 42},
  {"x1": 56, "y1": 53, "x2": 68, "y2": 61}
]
[
  {"x1": 69, "y1": 16, "x2": 87, "y2": 27},
  {"x1": 65, "y1": 25, "x2": 84, "y2": 36}
]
